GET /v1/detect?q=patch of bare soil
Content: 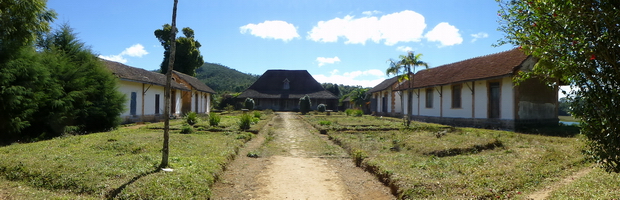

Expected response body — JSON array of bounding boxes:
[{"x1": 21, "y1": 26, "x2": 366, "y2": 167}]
[
  {"x1": 527, "y1": 166, "x2": 594, "y2": 200},
  {"x1": 211, "y1": 112, "x2": 394, "y2": 200}
]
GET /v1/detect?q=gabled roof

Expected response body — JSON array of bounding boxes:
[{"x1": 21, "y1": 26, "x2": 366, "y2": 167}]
[
  {"x1": 172, "y1": 71, "x2": 215, "y2": 94},
  {"x1": 238, "y1": 70, "x2": 338, "y2": 99},
  {"x1": 102, "y1": 59, "x2": 189, "y2": 91},
  {"x1": 395, "y1": 48, "x2": 530, "y2": 90},
  {"x1": 368, "y1": 76, "x2": 400, "y2": 94}
]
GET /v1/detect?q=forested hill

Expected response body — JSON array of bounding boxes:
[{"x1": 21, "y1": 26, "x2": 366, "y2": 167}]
[{"x1": 195, "y1": 62, "x2": 259, "y2": 93}]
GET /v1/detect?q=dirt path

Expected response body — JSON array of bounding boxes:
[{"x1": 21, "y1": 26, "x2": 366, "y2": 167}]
[
  {"x1": 211, "y1": 112, "x2": 394, "y2": 200},
  {"x1": 527, "y1": 166, "x2": 593, "y2": 200}
]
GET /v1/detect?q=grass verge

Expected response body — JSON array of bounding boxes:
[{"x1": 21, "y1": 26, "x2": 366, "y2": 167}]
[
  {"x1": 0, "y1": 112, "x2": 272, "y2": 199},
  {"x1": 303, "y1": 114, "x2": 591, "y2": 199}
]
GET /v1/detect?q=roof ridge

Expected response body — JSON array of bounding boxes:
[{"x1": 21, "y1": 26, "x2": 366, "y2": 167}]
[{"x1": 430, "y1": 48, "x2": 520, "y2": 69}]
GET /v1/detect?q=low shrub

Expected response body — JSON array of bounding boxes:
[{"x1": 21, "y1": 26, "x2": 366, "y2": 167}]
[
  {"x1": 208, "y1": 113, "x2": 221, "y2": 126},
  {"x1": 239, "y1": 114, "x2": 252, "y2": 130},
  {"x1": 318, "y1": 120, "x2": 332, "y2": 126},
  {"x1": 185, "y1": 112, "x2": 198, "y2": 125},
  {"x1": 180, "y1": 124, "x2": 194, "y2": 134},
  {"x1": 345, "y1": 109, "x2": 363, "y2": 117},
  {"x1": 243, "y1": 98, "x2": 255, "y2": 110},
  {"x1": 317, "y1": 104, "x2": 326, "y2": 112},
  {"x1": 253, "y1": 111, "x2": 261, "y2": 119}
]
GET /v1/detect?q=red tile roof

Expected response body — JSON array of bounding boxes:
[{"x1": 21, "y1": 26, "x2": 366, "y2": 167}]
[{"x1": 394, "y1": 48, "x2": 530, "y2": 90}]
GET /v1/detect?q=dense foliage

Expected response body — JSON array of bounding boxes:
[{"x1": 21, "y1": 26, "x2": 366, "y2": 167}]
[
  {"x1": 154, "y1": 24, "x2": 204, "y2": 76},
  {"x1": 243, "y1": 98, "x2": 255, "y2": 110},
  {"x1": 497, "y1": 0, "x2": 620, "y2": 172},
  {"x1": 317, "y1": 104, "x2": 326, "y2": 112},
  {"x1": 0, "y1": 22, "x2": 124, "y2": 143},
  {"x1": 299, "y1": 95, "x2": 311, "y2": 115},
  {"x1": 0, "y1": 0, "x2": 55, "y2": 62},
  {"x1": 195, "y1": 62, "x2": 259, "y2": 93}
]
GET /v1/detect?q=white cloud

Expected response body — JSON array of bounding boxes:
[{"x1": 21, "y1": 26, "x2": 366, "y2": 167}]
[
  {"x1": 240, "y1": 20, "x2": 300, "y2": 42},
  {"x1": 307, "y1": 10, "x2": 426, "y2": 46},
  {"x1": 121, "y1": 44, "x2": 148, "y2": 57},
  {"x1": 396, "y1": 46, "x2": 413, "y2": 52},
  {"x1": 424, "y1": 22, "x2": 463, "y2": 47},
  {"x1": 362, "y1": 10, "x2": 382, "y2": 16},
  {"x1": 317, "y1": 56, "x2": 341, "y2": 67},
  {"x1": 98, "y1": 44, "x2": 148, "y2": 64},
  {"x1": 470, "y1": 32, "x2": 489, "y2": 42},
  {"x1": 313, "y1": 69, "x2": 386, "y2": 87}
]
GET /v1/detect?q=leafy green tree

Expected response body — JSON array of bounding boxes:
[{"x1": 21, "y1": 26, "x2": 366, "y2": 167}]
[
  {"x1": 299, "y1": 95, "x2": 311, "y2": 115},
  {"x1": 0, "y1": 0, "x2": 56, "y2": 61},
  {"x1": 244, "y1": 98, "x2": 255, "y2": 110},
  {"x1": 350, "y1": 88, "x2": 369, "y2": 109},
  {"x1": 387, "y1": 51, "x2": 428, "y2": 115},
  {"x1": 0, "y1": 49, "x2": 50, "y2": 141},
  {"x1": 154, "y1": 24, "x2": 204, "y2": 76},
  {"x1": 34, "y1": 24, "x2": 125, "y2": 135},
  {"x1": 497, "y1": 0, "x2": 620, "y2": 172},
  {"x1": 558, "y1": 97, "x2": 571, "y2": 116}
]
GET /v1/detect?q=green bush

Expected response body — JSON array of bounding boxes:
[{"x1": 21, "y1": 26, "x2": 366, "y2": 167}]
[
  {"x1": 299, "y1": 95, "x2": 311, "y2": 115},
  {"x1": 243, "y1": 98, "x2": 255, "y2": 110},
  {"x1": 239, "y1": 114, "x2": 252, "y2": 130},
  {"x1": 353, "y1": 109, "x2": 363, "y2": 117},
  {"x1": 185, "y1": 111, "x2": 198, "y2": 125},
  {"x1": 318, "y1": 120, "x2": 332, "y2": 126},
  {"x1": 253, "y1": 111, "x2": 261, "y2": 119},
  {"x1": 208, "y1": 113, "x2": 221, "y2": 126},
  {"x1": 317, "y1": 104, "x2": 326, "y2": 112},
  {"x1": 345, "y1": 109, "x2": 354, "y2": 116},
  {"x1": 180, "y1": 124, "x2": 194, "y2": 134}
]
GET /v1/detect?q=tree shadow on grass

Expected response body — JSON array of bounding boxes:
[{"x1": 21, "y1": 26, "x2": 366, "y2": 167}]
[
  {"x1": 106, "y1": 168, "x2": 161, "y2": 199},
  {"x1": 517, "y1": 124, "x2": 581, "y2": 137}
]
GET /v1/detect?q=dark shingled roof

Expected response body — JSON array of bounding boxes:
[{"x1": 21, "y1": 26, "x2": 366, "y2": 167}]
[
  {"x1": 238, "y1": 70, "x2": 337, "y2": 99},
  {"x1": 102, "y1": 59, "x2": 189, "y2": 91},
  {"x1": 172, "y1": 71, "x2": 215, "y2": 94},
  {"x1": 368, "y1": 75, "x2": 400, "y2": 93},
  {"x1": 394, "y1": 48, "x2": 530, "y2": 90}
]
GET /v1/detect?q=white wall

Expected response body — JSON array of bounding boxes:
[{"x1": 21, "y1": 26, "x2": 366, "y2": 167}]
[
  {"x1": 501, "y1": 76, "x2": 515, "y2": 120},
  {"x1": 474, "y1": 80, "x2": 489, "y2": 119},
  {"x1": 190, "y1": 91, "x2": 211, "y2": 114},
  {"x1": 443, "y1": 83, "x2": 474, "y2": 118},
  {"x1": 173, "y1": 90, "x2": 182, "y2": 116},
  {"x1": 419, "y1": 86, "x2": 441, "y2": 117},
  {"x1": 143, "y1": 85, "x2": 164, "y2": 116},
  {"x1": 392, "y1": 90, "x2": 402, "y2": 114},
  {"x1": 118, "y1": 81, "x2": 142, "y2": 117}
]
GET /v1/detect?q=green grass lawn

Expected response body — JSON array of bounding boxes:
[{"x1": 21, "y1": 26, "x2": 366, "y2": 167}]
[
  {"x1": 302, "y1": 114, "x2": 603, "y2": 199},
  {"x1": 558, "y1": 115, "x2": 580, "y2": 122},
  {"x1": 0, "y1": 111, "x2": 271, "y2": 199}
]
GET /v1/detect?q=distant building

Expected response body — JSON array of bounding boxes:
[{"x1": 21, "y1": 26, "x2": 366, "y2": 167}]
[
  {"x1": 368, "y1": 76, "x2": 403, "y2": 117},
  {"x1": 104, "y1": 60, "x2": 214, "y2": 123},
  {"x1": 237, "y1": 70, "x2": 338, "y2": 111},
  {"x1": 370, "y1": 49, "x2": 559, "y2": 130}
]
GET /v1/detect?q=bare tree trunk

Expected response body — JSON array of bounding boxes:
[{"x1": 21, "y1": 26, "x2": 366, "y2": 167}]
[{"x1": 160, "y1": 0, "x2": 178, "y2": 169}]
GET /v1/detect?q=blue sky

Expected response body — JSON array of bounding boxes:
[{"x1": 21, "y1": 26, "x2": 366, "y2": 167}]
[{"x1": 47, "y1": 0, "x2": 516, "y2": 88}]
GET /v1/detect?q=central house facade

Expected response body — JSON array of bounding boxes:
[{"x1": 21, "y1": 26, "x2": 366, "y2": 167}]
[
  {"x1": 238, "y1": 70, "x2": 338, "y2": 111},
  {"x1": 369, "y1": 49, "x2": 559, "y2": 130}
]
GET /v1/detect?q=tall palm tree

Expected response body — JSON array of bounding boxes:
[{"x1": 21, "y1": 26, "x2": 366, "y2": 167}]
[{"x1": 386, "y1": 51, "x2": 428, "y2": 117}]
